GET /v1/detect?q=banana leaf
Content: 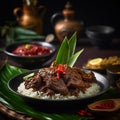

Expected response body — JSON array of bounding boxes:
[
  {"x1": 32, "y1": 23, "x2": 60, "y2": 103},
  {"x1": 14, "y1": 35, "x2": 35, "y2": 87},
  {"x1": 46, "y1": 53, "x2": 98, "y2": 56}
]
[
  {"x1": 0, "y1": 61, "x2": 119, "y2": 120},
  {"x1": 0, "y1": 61, "x2": 94, "y2": 120}
]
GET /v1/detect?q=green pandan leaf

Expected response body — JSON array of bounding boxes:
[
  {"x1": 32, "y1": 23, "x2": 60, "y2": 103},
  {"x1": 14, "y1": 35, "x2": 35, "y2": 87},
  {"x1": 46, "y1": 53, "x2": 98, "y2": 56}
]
[
  {"x1": 68, "y1": 49, "x2": 84, "y2": 67},
  {"x1": 55, "y1": 32, "x2": 84, "y2": 67},
  {"x1": 68, "y1": 32, "x2": 77, "y2": 57},
  {"x1": 56, "y1": 37, "x2": 70, "y2": 64}
]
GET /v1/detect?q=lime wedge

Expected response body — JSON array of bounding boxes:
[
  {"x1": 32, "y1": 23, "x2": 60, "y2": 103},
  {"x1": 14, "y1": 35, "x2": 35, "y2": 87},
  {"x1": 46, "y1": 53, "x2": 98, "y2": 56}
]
[{"x1": 89, "y1": 58, "x2": 103, "y2": 66}]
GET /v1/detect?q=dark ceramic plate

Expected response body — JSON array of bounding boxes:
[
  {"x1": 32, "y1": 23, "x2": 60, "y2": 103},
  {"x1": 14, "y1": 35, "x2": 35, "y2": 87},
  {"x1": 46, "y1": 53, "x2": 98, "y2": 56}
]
[{"x1": 8, "y1": 70, "x2": 109, "y2": 113}]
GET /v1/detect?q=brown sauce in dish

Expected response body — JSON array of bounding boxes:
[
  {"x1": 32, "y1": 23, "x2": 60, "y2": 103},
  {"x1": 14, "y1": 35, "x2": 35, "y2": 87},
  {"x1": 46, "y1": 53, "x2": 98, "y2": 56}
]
[{"x1": 12, "y1": 44, "x2": 52, "y2": 56}]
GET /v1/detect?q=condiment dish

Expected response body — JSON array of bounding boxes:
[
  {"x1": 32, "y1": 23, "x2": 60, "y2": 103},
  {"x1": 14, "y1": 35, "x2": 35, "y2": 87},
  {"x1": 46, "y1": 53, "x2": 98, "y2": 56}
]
[
  {"x1": 88, "y1": 99, "x2": 120, "y2": 112},
  {"x1": 4, "y1": 41, "x2": 56, "y2": 69},
  {"x1": 107, "y1": 65, "x2": 120, "y2": 86}
]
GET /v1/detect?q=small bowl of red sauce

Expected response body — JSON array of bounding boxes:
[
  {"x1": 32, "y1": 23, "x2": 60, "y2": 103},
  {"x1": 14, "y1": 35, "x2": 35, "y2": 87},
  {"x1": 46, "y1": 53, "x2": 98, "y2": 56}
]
[{"x1": 4, "y1": 41, "x2": 56, "y2": 69}]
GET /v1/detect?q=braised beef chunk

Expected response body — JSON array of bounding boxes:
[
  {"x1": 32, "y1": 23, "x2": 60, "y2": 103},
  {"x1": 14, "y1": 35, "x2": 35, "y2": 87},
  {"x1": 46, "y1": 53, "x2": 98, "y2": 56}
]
[
  {"x1": 45, "y1": 78, "x2": 69, "y2": 95},
  {"x1": 25, "y1": 72, "x2": 42, "y2": 90},
  {"x1": 45, "y1": 89, "x2": 55, "y2": 96},
  {"x1": 71, "y1": 88, "x2": 80, "y2": 96},
  {"x1": 24, "y1": 62, "x2": 97, "y2": 96},
  {"x1": 79, "y1": 70, "x2": 97, "y2": 82},
  {"x1": 71, "y1": 67, "x2": 97, "y2": 82},
  {"x1": 64, "y1": 66, "x2": 91, "y2": 93},
  {"x1": 38, "y1": 68, "x2": 56, "y2": 80},
  {"x1": 39, "y1": 67, "x2": 69, "y2": 95}
]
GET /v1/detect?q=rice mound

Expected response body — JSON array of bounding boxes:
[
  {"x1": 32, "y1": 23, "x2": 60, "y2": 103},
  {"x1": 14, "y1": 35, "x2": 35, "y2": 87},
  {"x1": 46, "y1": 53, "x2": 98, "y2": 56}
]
[{"x1": 17, "y1": 82, "x2": 101, "y2": 100}]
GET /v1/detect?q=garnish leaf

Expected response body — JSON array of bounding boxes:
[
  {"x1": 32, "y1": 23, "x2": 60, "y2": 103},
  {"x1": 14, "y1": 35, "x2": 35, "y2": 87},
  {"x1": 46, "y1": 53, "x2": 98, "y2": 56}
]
[
  {"x1": 68, "y1": 32, "x2": 77, "y2": 57},
  {"x1": 56, "y1": 32, "x2": 84, "y2": 67},
  {"x1": 56, "y1": 37, "x2": 70, "y2": 64},
  {"x1": 68, "y1": 49, "x2": 84, "y2": 67},
  {"x1": 23, "y1": 73, "x2": 34, "y2": 80}
]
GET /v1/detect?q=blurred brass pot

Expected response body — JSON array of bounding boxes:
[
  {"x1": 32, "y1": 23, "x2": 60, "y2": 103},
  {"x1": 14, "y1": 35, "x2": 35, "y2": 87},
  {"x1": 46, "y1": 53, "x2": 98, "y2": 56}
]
[
  {"x1": 13, "y1": 0, "x2": 46, "y2": 34},
  {"x1": 51, "y1": 2, "x2": 84, "y2": 42}
]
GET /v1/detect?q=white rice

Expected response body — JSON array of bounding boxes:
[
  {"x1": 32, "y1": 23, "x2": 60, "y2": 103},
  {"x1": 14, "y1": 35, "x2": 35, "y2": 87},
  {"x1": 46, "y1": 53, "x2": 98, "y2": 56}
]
[{"x1": 17, "y1": 82, "x2": 101, "y2": 100}]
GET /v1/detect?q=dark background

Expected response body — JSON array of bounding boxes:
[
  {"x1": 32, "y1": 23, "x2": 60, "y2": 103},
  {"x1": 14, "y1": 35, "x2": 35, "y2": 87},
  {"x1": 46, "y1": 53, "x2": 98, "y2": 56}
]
[
  {"x1": 0, "y1": 0, "x2": 120, "y2": 38},
  {"x1": 0, "y1": 1, "x2": 120, "y2": 120}
]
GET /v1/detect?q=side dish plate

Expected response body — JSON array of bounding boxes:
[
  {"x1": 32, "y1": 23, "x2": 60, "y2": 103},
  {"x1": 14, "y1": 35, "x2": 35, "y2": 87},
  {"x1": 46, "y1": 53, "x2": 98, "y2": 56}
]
[{"x1": 83, "y1": 64, "x2": 106, "y2": 74}]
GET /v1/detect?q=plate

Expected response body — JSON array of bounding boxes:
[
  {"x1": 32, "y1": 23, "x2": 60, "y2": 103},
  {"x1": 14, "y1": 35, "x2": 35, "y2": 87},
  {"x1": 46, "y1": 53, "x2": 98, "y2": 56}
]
[
  {"x1": 88, "y1": 98, "x2": 120, "y2": 112},
  {"x1": 8, "y1": 69, "x2": 110, "y2": 113},
  {"x1": 83, "y1": 64, "x2": 106, "y2": 74},
  {"x1": 83, "y1": 56, "x2": 120, "y2": 74}
]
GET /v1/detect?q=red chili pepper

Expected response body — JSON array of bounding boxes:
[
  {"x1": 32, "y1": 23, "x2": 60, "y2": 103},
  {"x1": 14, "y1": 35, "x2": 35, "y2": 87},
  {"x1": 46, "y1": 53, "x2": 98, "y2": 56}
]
[
  {"x1": 78, "y1": 112, "x2": 85, "y2": 116},
  {"x1": 56, "y1": 64, "x2": 66, "y2": 79},
  {"x1": 77, "y1": 109, "x2": 93, "y2": 117},
  {"x1": 86, "y1": 112, "x2": 93, "y2": 117}
]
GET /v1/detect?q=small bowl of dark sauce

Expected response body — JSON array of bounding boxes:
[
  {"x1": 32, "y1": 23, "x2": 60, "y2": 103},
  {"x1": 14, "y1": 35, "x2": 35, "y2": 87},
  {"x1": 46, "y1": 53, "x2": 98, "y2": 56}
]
[
  {"x1": 107, "y1": 65, "x2": 120, "y2": 86},
  {"x1": 85, "y1": 25, "x2": 115, "y2": 49}
]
